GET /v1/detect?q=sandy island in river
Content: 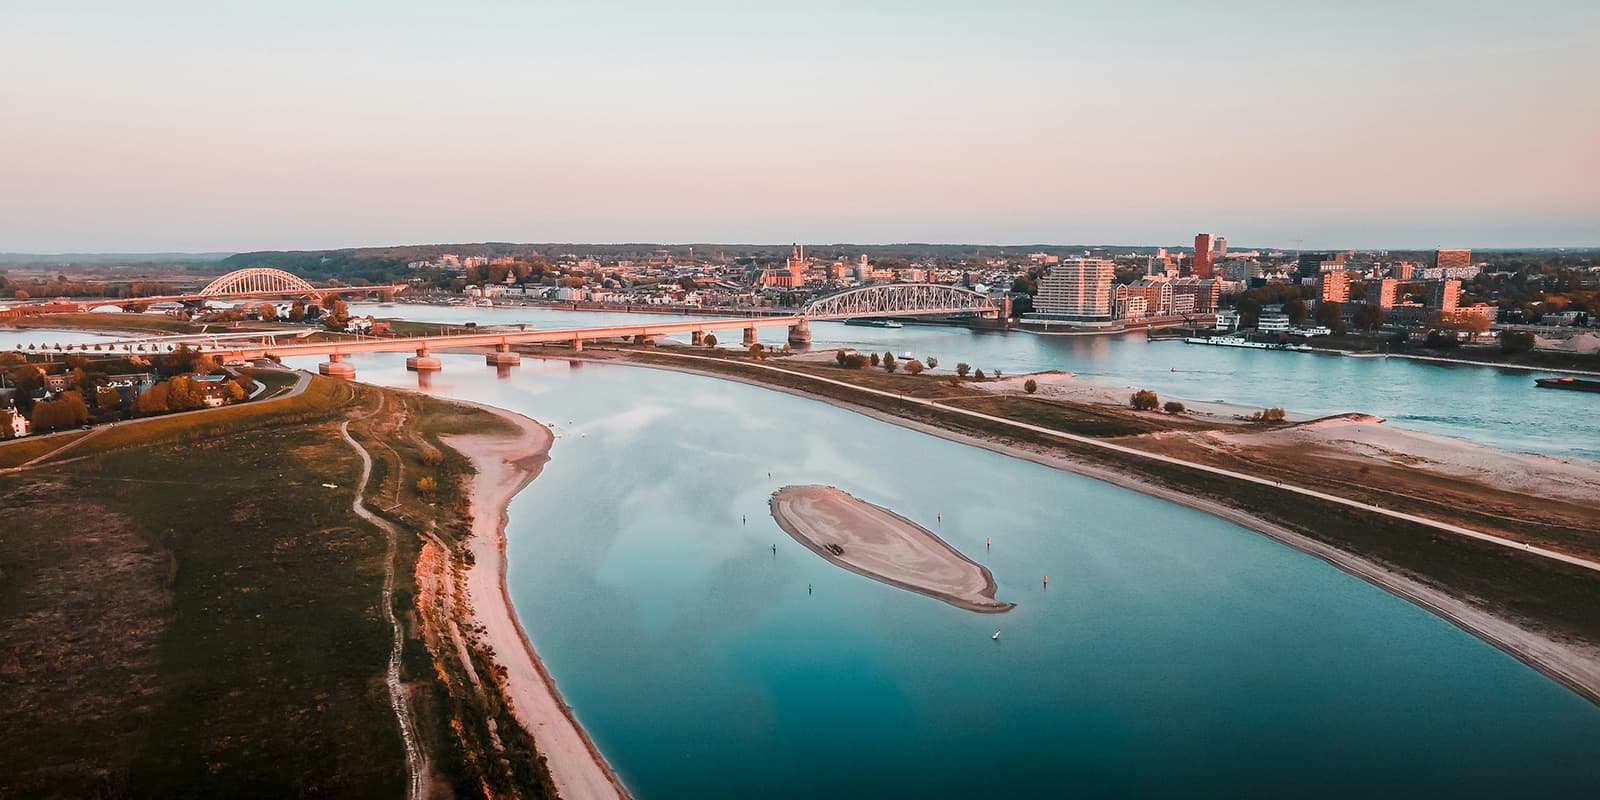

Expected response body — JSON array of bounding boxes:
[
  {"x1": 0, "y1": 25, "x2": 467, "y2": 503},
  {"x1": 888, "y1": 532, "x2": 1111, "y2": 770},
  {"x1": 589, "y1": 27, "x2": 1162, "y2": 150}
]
[{"x1": 770, "y1": 485, "x2": 1014, "y2": 613}]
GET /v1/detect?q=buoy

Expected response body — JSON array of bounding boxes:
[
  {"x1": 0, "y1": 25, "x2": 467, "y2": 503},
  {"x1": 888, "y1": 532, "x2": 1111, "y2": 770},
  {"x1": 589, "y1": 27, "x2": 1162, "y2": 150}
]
[
  {"x1": 986, "y1": 536, "x2": 991, "y2": 548},
  {"x1": 937, "y1": 512, "x2": 942, "y2": 522},
  {"x1": 1043, "y1": 575, "x2": 1049, "y2": 587}
]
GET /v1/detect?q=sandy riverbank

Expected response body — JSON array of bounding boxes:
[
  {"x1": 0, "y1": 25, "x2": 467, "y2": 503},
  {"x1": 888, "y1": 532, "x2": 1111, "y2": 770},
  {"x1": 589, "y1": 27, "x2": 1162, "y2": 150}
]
[
  {"x1": 588, "y1": 352, "x2": 1600, "y2": 706},
  {"x1": 770, "y1": 485, "x2": 1013, "y2": 613},
  {"x1": 441, "y1": 406, "x2": 631, "y2": 800}
]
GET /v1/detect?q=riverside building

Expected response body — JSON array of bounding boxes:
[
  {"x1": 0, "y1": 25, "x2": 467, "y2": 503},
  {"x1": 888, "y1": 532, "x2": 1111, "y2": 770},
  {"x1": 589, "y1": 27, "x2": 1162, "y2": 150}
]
[{"x1": 1031, "y1": 258, "x2": 1116, "y2": 322}]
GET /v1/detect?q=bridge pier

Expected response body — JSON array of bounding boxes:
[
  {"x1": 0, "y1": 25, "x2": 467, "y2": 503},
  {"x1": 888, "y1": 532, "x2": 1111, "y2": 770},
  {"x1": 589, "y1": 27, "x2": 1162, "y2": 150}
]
[
  {"x1": 570, "y1": 337, "x2": 584, "y2": 352},
  {"x1": 742, "y1": 326, "x2": 758, "y2": 346},
  {"x1": 632, "y1": 334, "x2": 656, "y2": 346},
  {"x1": 319, "y1": 353, "x2": 356, "y2": 379},
  {"x1": 787, "y1": 318, "x2": 811, "y2": 345},
  {"x1": 406, "y1": 347, "x2": 442, "y2": 372},
  {"x1": 485, "y1": 342, "x2": 521, "y2": 366},
  {"x1": 691, "y1": 330, "x2": 705, "y2": 346}
]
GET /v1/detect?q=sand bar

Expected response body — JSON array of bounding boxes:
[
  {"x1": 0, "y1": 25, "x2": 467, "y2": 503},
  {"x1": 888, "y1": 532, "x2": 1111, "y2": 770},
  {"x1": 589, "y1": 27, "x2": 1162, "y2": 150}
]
[{"x1": 770, "y1": 485, "x2": 1014, "y2": 613}]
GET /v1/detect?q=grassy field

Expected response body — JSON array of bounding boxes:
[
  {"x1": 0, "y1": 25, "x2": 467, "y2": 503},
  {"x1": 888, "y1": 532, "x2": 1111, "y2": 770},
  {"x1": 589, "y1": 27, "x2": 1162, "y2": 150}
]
[
  {"x1": 0, "y1": 430, "x2": 91, "y2": 469},
  {"x1": 0, "y1": 373, "x2": 555, "y2": 797},
  {"x1": 3, "y1": 312, "x2": 200, "y2": 335}
]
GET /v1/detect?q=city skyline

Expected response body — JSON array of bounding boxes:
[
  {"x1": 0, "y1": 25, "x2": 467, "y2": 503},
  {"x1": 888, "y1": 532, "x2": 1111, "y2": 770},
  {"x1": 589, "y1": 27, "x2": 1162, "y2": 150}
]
[{"x1": 3, "y1": 1, "x2": 1598, "y2": 252}]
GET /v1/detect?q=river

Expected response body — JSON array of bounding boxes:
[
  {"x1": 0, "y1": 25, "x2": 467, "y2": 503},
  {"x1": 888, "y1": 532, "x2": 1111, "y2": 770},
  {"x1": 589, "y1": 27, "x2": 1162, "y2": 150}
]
[
  {"x1": 300, "y1": 350, "x2": 1599, "y2": 798},
  {"x1": 352, "y1": 303, "x2": 1600, "y2": 461}
]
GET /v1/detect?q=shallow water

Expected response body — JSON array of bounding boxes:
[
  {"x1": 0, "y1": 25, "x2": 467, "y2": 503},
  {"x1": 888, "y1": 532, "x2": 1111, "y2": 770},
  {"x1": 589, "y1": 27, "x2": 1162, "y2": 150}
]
[{"x1": 305, "y1": 351, "x2": 1600, "y2": 799}]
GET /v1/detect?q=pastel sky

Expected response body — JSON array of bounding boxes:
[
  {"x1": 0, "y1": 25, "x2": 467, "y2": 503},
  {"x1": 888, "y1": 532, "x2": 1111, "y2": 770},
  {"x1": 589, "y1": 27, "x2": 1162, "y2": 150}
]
[{"x1": 2, "y1": 1, "x2": 1597, "y2": 252}]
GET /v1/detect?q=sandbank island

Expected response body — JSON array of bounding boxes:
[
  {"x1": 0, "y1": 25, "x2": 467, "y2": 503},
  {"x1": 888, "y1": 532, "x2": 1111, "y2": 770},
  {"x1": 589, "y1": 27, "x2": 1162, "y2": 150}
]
[{"x1": 770, "y1": 485, "x2": 1014, "y2": 613}]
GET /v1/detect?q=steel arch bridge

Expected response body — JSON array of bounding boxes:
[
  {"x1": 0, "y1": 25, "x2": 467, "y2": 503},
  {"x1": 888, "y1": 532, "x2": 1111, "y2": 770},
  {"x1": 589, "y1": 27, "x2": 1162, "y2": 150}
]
[
  {"x1": 199, "y1": 268, "x2": 317, "y2": 297},
  {"x1": 802, "y1": 284, "x2": 1000, "y2": 320}
]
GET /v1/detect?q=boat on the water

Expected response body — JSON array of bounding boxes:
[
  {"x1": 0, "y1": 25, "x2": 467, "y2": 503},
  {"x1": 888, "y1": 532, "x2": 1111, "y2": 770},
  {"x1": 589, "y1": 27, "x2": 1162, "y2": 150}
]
[
  {"x1": 992, "y1": 629, "x2": 1001, "y2": 640},
  {"x1": 1535, "y1": 376, "x2": 1600, "y2": 393},
  {"x1": 844, "y1": 318, "x2": 903, "y2": 328},
  {"x1": 1184, "y1": 336, "x2": 1311, "y2": 352}
]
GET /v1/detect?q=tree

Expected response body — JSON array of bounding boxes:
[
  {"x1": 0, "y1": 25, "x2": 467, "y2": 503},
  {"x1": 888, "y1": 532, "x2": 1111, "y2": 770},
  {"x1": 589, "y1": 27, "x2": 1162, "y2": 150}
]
[
  {"x1": 137, "y1": 382, "x2": 170, "y2": 414},
  {"x1": 1023, "y1": 378, "x2": 1038, "y2": 394},
  {"x1": 838, "y1": 352, "x2": 868, "y2": 369},
  {"x1": 703, "y1": 333, "x2": 717, "y2": 347},
  {"x1": 289, "y1": 299, "x2": 307, "y2": 322},
  {"x1": 416, "y1": 476, "x2": 438, "y2": 497},
  {"x1": 870, "y1": 352, "x2": 880, "y2": 366},
  {"x1": 1315, "y1": 301, "x2": 1347, "y2": 334},
  {"x1": 1284, "y1": 299, "x2": 1309, "y2": 326},
  {"x1": 31, "y1": 391, "x2": 89, "y2": 431},
  {"x1": 904, "y1": 359, "x2": 924, "y2": 375},
  {"x1": 955, "y1": 362, "x2": 971, "y2": 377},
  {"x1": 1501, "y1": 329, "x2": 1536, "y2": 354},
  {"x1": 159, "y1": 344, "x2": 214, "y2": 377},
  {"x1": 973, "y1": 369, "x2": 986, "y2": 380},
  {"x1": 1130, "y1": 389, "x2": 1160, "y2": 411},
  {"x1": 323, "y1": 297, "x2": 350, "y2": 331},
  {"x1": 224, "y1": 379, "x2": 247, "y2": 402},
  {"x1": 0, "y1": 407, "x2": 16, "y2": 438},
  {"x1": 1164, "y1": 401, "x2": 1185, "y2": 414},
  {"x1": 1352, "y1": 303, "x2": 1384, "y2": 332},
  {"x1": 95, "y1": 385, "x2": 123, "y2": 412},
  {"x1": 258, "y1": 303, "x2": 278, "y2": 322},
  {"x1": 882, "y1": 352, "x2": 896, "y2": 373},
  {"x1": 13, "y1": 289, "x2": 27, "y2": 300},
  {"x1": 1253, "y1": 407, "x2": 1287, "y2": 423},
  {"x1": 926, "y1": 357, "x2": 938, "y2": 369}
]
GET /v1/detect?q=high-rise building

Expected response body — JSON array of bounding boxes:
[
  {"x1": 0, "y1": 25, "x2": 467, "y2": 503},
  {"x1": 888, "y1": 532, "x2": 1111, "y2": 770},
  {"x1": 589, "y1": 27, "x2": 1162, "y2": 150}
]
[
  {"x1": 1365, "y1": 278, "x2": 1398, "y2": 308},
  {"x1": 1393, "y1": 262, "x2": 1416, "y2": 282},
  {"x1": 1434, "y1": 249, "x2": 1471, "y2": 272},
  {"x1": 1034, "y1": 258, "x2": 1116, "y2": 320},
  {"x1": 1319, "y1": 270, "x2": 1350, "y2": 303},
  {"x1": 1213, "y1": 237, "x2": 1227, "y2": 261},
  {"x1": 1193, "y1": 233, "x2": 1214, "y2": 278},
  {"x1": 1426, "y1": 279, "x2": 1460, "y2": 312},
  {"x1": 1298, "y1": 251, "x2": 1347, "y2": 280}
]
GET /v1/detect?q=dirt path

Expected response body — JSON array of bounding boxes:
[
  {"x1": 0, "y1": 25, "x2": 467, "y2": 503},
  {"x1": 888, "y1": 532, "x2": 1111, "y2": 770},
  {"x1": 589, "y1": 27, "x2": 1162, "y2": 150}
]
[{"x1": 339, "y1": 419, "x2": 427, "y2": 800}]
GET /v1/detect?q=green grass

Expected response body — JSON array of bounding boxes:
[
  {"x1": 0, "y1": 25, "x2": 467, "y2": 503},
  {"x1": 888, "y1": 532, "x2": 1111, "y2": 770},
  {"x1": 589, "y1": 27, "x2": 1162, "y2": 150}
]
[
  {"x1": 4, "y1": 312, "x2": 199, "y2": 336},
  {"x1": 0, "y1": 430, "x2": 91, "y2": 468}
]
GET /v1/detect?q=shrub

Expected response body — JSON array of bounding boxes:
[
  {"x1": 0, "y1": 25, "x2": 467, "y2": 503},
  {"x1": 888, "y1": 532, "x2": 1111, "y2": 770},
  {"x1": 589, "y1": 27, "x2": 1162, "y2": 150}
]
[
  {"x1": 1163, "y1": 401, "x2": 1185, "y2": 414},
  {"x1": 1251, "y1": 407, "x2": 1287, "y2": 423},
  {"x1": 926, "y1": 357, "x2": 938, "y2": 368},
  {"x1": 838, "y1": 352, "x2": 868, "y2": 369},
  {"x1": 420, "y1": 445, "x2": 444, "y2": 466},
  {"x1": 1501, "y1": 330, "x2": 1536, "y2": 355},
  {"x1": 905, "y1": 359, "x2": 924, "y2": 375},
  {"x1": 1023, "y1": 378, "x2": 1038, "y2": 394},
  {"x1": 870, "y1": 353, "x2": 880, "y2": 366},
  {"x1": 415, "y1": 476, "x2": 438, "y2": 496},
  {"x1": 1130, "y1": 389, "x2": 1160, "y2": 411},
  {"x1": 748, "y1": 343, "x2": 765, "y2": 360},
  {"x1": 973, "y1": 369, "x2": 986, "y2": 380},
  {"x1": 703, "y1": 333, "x2": 717, "y2": 347},
  {"x1": 955, "y1": 362, "x2": 971, "y2": 377}
]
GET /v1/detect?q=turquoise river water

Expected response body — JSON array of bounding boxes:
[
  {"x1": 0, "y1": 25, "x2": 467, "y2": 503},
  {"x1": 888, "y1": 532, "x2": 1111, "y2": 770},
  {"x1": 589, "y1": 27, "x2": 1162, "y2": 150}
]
[
  {"x1": 13, "y1": 315, "x2": 1600, "y2": 796},
  {"x1": 296, "y1": 351, "x2": 1597, "y2": 798}
]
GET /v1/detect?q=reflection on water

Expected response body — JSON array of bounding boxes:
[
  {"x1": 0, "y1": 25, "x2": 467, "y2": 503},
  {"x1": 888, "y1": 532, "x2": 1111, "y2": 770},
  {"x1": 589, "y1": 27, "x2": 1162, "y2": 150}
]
[{"x1": 303, "y1": 350, "x2": 1600, "y2": 799}]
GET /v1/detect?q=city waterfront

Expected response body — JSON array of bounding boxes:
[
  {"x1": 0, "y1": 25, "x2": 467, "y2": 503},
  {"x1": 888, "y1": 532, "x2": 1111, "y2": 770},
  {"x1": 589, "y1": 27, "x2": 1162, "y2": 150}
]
[
  {"x1": 287, "y1": 349, "x2": 1600, "y2": 798},
  {"x1": 346, "y1": 303, "x2": 1600, "y2": 460}
]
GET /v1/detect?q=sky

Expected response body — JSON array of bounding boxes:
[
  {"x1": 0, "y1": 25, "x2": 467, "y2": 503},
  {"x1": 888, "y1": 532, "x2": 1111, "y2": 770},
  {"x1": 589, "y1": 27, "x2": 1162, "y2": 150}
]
[{"x1": 2, "y1": 0, "x2": 1597, "y2": 252}]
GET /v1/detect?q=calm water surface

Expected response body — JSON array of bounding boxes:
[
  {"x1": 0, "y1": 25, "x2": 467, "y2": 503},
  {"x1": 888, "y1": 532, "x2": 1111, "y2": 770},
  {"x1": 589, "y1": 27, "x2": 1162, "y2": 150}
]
[
  {"x1": 347, "y1": 303, "x2": 1600, "y2": 460},
  {"x1": 288, "y1": 351, "x2": 1600, "y2": 799}
]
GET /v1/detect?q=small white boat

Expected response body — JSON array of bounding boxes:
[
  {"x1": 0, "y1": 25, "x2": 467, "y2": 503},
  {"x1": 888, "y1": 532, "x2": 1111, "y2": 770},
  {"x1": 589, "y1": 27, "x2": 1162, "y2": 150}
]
[{"x1": 992, "y1": 630, "x2": 1001, "y2": 640}]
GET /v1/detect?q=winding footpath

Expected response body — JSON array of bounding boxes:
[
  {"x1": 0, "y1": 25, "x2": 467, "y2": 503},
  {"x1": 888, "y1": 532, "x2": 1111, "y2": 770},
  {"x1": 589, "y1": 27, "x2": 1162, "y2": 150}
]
[{"x1": 339, "y1": 419, "x2": 426, "y2": 800}]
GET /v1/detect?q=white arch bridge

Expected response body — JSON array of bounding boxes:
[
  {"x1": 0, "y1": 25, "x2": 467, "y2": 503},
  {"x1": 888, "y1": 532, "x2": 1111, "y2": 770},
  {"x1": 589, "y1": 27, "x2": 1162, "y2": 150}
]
[
  {"x1": 199, "y1": 268, "x2": 317, "y2": 296},
  {"x1": 801, "y1": 284, "x2": 1000, "y2": 321}
]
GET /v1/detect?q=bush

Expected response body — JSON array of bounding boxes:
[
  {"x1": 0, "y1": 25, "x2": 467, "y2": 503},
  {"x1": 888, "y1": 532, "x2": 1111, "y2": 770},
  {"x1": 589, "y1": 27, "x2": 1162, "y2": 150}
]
[
  {"x1": 1130, "y1": 389, "x2": 1160, "y2": 411},
  {"x1": 838, "y1": 352, "x2": 868, "y2": 369},
  {"x1": 870, "y1": 353, "x2": 880, "y2": 366},
  {"x1": 883, "y1": 358, "x2": 897, "y2": 373},
  {"x1": 748, "y1": 343, "x2": 766, "y2": 359},
  {"x1": 1163, "y1": 401, "x2": 1185, "y2": 414},
  {"x1": 973, "y1": 369, "x2": 986, "y2": 380},
  {"x1": 1501, "y1": 330, "x2": 1536, "y2": 355},
  {"x1": 703, "y1": 333, "x2": 717, "y2": 347},
  {"x1": 415, "y1": 476, "x2": 438, "y2": 497},
  {"x1": 955, "y1": 362, "x2": 971, "y2": 377},
  {"x1": 1023, "y1": 378, "x2": 1038, "y2": 394},
  {"x1": 905, "y1": 359, "x2": 924, "y2": 375},
  {"x1": 926, "y1": 357, "x2": 938, "y2": 369},
  {"x1": 1252, "y1": 407, "x2": 1287, "y2": 423}
]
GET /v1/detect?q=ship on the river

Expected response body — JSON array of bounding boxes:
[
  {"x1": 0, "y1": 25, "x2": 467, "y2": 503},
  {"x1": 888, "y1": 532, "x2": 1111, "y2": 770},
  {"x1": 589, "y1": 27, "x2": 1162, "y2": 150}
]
[{"x1": 1184, "y1": 335, "x2": 1311, "y2": 352}]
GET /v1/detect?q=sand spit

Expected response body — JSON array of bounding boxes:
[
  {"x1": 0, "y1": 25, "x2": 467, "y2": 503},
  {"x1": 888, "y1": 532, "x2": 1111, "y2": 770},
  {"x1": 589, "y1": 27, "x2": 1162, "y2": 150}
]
[{"x1": 770, "y1": 485, "x2": 1014, "y2": 613}]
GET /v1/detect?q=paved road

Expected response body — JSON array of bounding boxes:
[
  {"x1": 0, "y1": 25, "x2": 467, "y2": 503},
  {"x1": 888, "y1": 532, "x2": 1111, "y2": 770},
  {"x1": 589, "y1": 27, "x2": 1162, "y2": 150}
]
[{"x1": 654, "y1": 351, "x2": 1600, "y2": 576}]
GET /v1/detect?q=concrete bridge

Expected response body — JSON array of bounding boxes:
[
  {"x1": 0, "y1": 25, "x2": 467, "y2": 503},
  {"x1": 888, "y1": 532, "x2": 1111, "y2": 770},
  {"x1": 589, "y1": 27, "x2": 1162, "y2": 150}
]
[{"x1": 211, "y1": 316, "x2": 807, "y2": 377}]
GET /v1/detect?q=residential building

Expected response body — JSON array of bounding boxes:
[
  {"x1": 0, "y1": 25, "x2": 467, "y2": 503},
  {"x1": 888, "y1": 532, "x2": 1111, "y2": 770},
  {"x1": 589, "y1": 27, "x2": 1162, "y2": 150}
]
[
  {"x1": 1297, "y1": 251, "x2": 1347, "y2": 280},
  {"x1": 1434, "y1": 249, "x2": 1471, "y2": 272},
  {"x1": 1258, "y1": 305, "x2": 1292, "y2": 332},
  {"x1": 1213, "y1": 236, "x2": 1227, "y2": 261},
  {"x1": 1169, "y1": 277, "x2": 1219, "y2": 313},
  {"x1": 1319, "y1": 270, "x2": 1350, "y2": 303},
  {"x1": 1192, "y1": 233, "x2": 1214, "y2": 278},
  {"x1": 1365, "y1": 278, "x2": 1398, "y2": 308},
  {"x1": 1426, "y1": 279, "x2": 1461, "y2": 312},
  {"x1": 1033, "y1": 258, "x2": 1116, "y2": 320},
  {"x1": 1117, "y1": 277, "x2": 1173, "y2": 318}
]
